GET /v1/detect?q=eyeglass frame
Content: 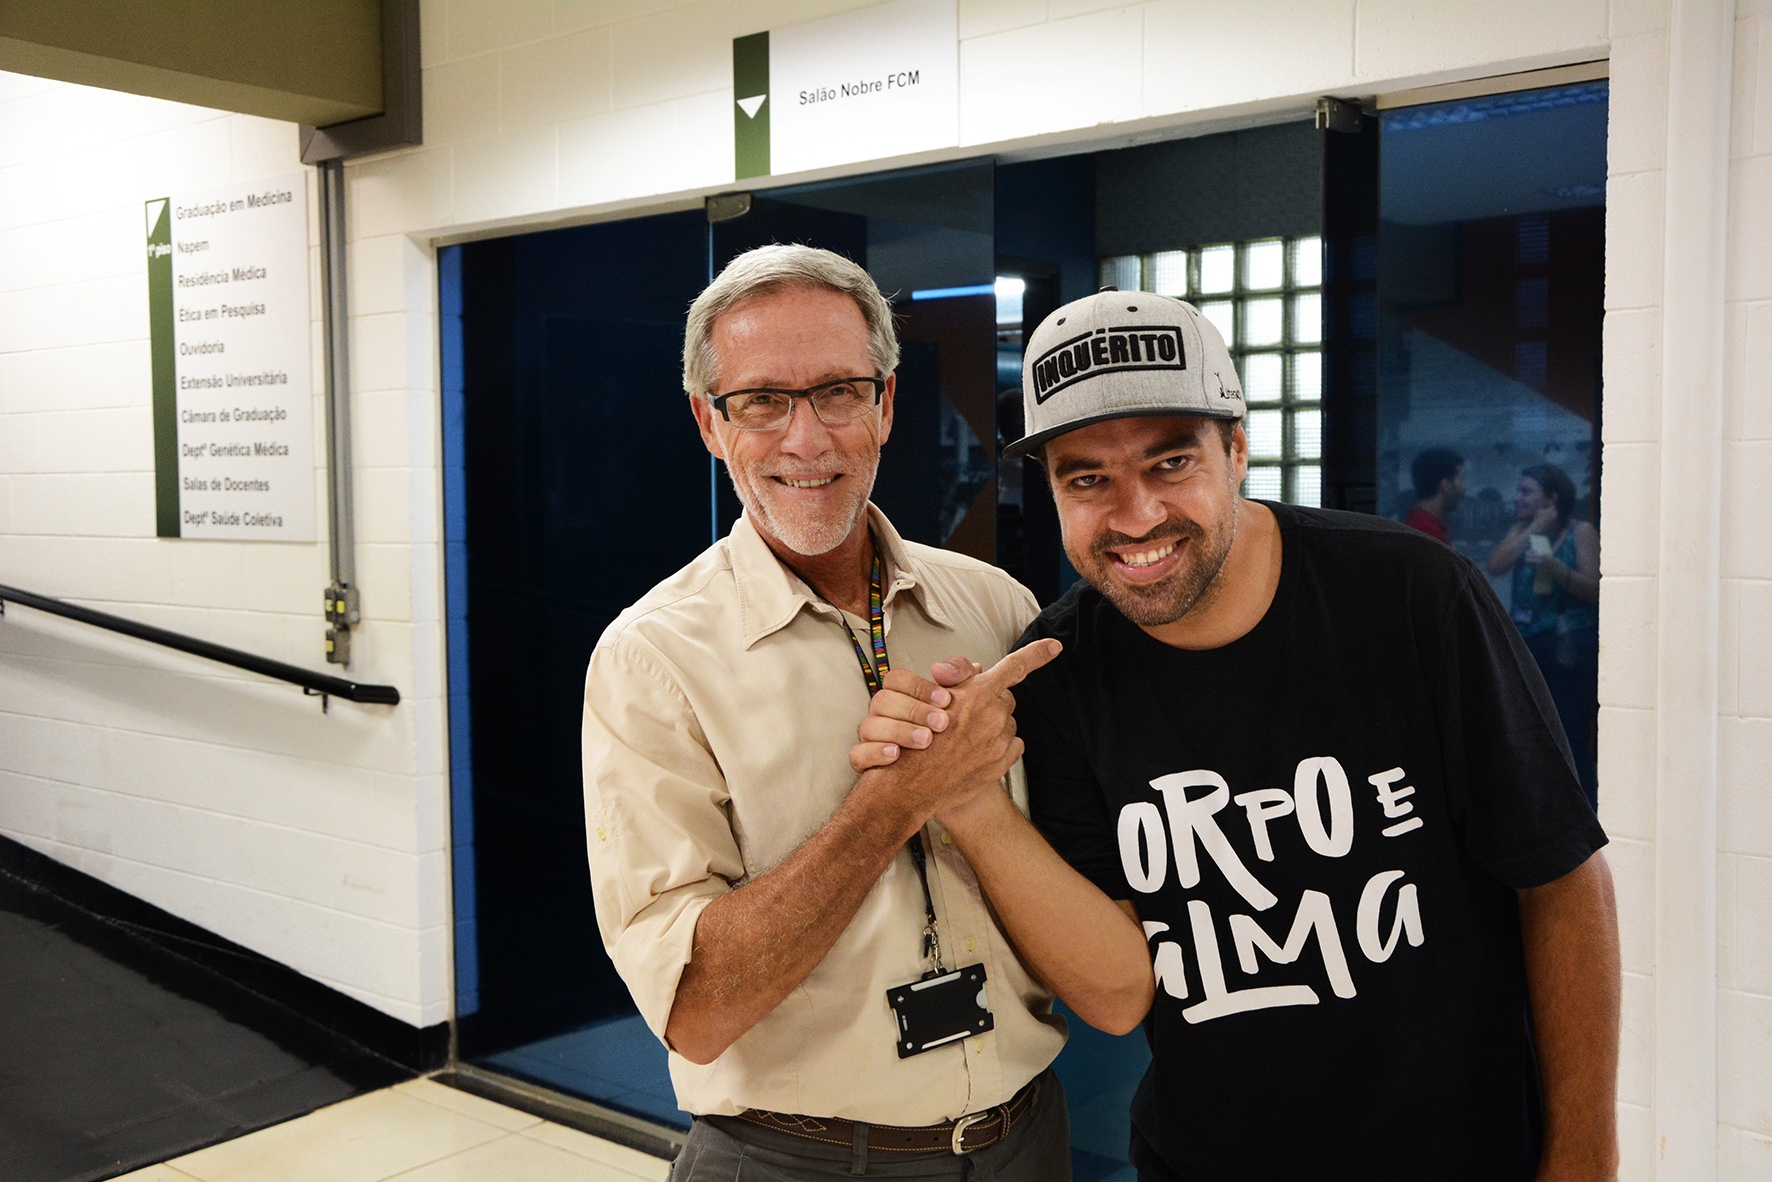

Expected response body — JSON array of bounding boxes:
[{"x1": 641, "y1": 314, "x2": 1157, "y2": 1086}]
[{"x1": 707, "y1": 376, "x2": 888, "y2": 431}]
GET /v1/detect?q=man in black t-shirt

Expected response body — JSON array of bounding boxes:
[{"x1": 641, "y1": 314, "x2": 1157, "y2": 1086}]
[{"x1": 850, "y1": 292, "x2": 1620, "y2": 1180}]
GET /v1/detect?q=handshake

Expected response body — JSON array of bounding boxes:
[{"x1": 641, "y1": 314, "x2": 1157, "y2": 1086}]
[{"x1": 848, "y1": 638, "x2": 1062, "y2": 834}]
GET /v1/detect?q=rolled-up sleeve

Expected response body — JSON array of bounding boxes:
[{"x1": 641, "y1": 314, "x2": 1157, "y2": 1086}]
[{"x1": 582, "y1": 634, "x2": 741, "y2": 1040}]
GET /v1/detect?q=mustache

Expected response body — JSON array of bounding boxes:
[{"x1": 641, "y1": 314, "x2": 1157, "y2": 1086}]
[
  {"x1": 1090, "y1": 518, "x2": 1205, "y2": 556},
  {"x1": 764, "y1": 454, "x2": 872, "y2": 480}
]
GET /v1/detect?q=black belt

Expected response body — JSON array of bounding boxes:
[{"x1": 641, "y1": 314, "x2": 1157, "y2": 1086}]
[{"x1": 732, "y1": 1076, "x2": 1038, "y2": 1156}]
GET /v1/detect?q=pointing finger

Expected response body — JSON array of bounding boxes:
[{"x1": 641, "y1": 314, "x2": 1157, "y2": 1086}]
[{"x1": 977, "y1": 638, "x2": 1063, "y2": 692}]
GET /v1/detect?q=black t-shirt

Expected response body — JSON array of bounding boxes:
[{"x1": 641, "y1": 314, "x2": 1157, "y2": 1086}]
[{"x1": 1017, "y1": 503, "x2": 1606, "y2": 1182}]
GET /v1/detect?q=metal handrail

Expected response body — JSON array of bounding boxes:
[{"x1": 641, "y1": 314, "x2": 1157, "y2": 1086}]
[{"x1": 0, "y1": 583, "x2": 400, "y2": 706}]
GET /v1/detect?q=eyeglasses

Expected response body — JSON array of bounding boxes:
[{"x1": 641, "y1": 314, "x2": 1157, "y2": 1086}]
[{"x1": 709, "y1": 377, "x2": 886, "y2": 431}]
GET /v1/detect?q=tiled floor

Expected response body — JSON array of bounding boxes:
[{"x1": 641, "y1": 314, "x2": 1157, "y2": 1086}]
[{"x1": 112, "y1": 1078, "x2": 672, "y2": 1182}]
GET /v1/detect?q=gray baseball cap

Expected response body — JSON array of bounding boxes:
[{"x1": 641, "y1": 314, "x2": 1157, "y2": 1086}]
[{"x1": 1001, "y1": 290, "x2": 1245, "y2": 460}]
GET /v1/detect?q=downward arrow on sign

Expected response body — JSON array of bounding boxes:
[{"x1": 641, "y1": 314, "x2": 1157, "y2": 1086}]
[{"x1": 737, "y1": 94, "x2": 767, "y2": 119}]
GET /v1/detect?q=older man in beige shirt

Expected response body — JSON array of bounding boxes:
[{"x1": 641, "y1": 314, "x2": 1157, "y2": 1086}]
[{"x1": 581, "y1": 245, "x2": 1072, "y2": 1180}]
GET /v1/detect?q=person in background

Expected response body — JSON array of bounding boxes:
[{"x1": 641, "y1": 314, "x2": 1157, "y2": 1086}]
[
  {"x1": 1485, "y1": 462, "x2": 1600, "y2": 806},
  {"x1": 1403, "y1": 447, "x2": 1465, "y2": 543}
]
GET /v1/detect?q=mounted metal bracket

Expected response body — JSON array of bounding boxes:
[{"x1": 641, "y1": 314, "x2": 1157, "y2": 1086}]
[
  {"x1": 706, "y1": 192, "x2": 754, "y2": 223},
  {"x1": 1315, "y1": 96, "x2": 1364, "y2": 134}
]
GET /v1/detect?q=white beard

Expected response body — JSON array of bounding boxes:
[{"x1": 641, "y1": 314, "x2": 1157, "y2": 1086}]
[{"x1": 727, "y1": 457, "x2": 879, "y2": 557}]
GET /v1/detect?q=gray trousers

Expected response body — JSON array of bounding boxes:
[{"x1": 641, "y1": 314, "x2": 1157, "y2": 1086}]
[{"x1": 671, "y1": 1069, "x2": 1072, "y2": 1182}]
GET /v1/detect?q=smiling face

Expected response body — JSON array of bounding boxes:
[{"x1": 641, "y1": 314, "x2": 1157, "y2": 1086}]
[
  {"x1": 690, "y1": 285, "x2": 894, "y2": 560},
  {"x1": 1514, "y1": 475, "x2": 1550, "y2": 520},
  {"x1": 1044, "y1": 415, "x2": 1247, "y2": 628}
]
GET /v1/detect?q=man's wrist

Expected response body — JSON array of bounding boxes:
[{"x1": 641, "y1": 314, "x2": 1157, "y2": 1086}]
[
  {"x1": 936, "y1": 780, "x2": 1015, "y2": 840},
  {"x1": 850, "y1": 766, "x2": 934, "y2": 844}
]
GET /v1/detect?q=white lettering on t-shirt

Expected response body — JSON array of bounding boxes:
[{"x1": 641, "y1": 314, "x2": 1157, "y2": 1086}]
[
  {"x1": 1293, "y1": 756, "x2": 1355, "y2": 857},
  {"x1": 1151, "y1": 770, "x2": 1279, "y2": 911},
  {"x1": 1119, "y1": 801, "x2": 1168, "y2": 893},
  {"x1": 1370, "y1": 767, "x2": 1424, "y2": 837},
  {"x1": 1113, "y1": 756, "x2": 1432, "y2": 1025},
  {"x1": 1229, "y1": 889, "x2": 1356, "y2": 999},
  {"x1": 1182, "y1": 900, "x2": 1319, "y2": 1023},
  {"x1": 1232, "y1": 788, "x2": 1294, "y2": 862},
  {"x1": 1357, "y1": 869, "x2": 1425, "y2": 961},
  {"x1": 1142, "y1": 920, "x2": 1189, "y2": 999}
]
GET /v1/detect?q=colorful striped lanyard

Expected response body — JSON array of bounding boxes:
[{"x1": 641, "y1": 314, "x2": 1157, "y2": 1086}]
[{"x1": 841, "y1": 548, "x2": 891, "y2": 694}]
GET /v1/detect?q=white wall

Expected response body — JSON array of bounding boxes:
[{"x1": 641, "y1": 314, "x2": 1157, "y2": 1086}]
[
  {"x1": 2, "y1": 0, "x2": 1769, "y2": 1173},
  {"x1": 0, "y1": 78, "x2": 451, "y2": 1027},
  {"x1": 1717, "y1": 0, "x2": 1772, "y2": 1173}
]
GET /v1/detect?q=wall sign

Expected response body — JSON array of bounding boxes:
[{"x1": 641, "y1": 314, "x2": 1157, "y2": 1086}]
[
  {"x1": 146, "y1": 173, "x2": 316, "y2": 540},
  {"x1": 733, "y1": 0, "x2": 958, "y2": 180}
]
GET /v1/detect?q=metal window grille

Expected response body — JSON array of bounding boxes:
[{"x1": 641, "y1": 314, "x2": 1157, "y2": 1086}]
[{"x1": 1099, "y1": 236, "x2": 1325, "y2": 506}]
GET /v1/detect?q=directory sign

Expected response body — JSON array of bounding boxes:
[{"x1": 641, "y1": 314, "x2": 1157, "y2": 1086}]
[{"x1": 146, "y1": 173, "x2": 316, "y2": 540}]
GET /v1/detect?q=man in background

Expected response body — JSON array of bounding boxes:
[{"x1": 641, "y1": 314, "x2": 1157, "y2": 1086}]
[{"x1": 1404, "y1": 446, "x2": 1466, "y2": 543}]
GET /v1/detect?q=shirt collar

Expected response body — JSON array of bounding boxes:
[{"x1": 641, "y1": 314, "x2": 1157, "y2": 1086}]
[{"x1": 731, "y1": 504, "x2": 955, "y2": 650}]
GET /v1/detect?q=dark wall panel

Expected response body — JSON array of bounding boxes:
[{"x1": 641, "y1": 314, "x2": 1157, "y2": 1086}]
[
  {"x1": 455, "y1": 210, "x2": 711, "y2": 1052},
  {"x1": 1096, "y1": 121, "x2": 1322, "y2": 255}
]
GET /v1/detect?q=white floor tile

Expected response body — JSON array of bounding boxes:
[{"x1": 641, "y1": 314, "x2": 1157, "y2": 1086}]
[
  {"x1": 386, "y1": 1132, "x2": 656, "y2": 1181},
  {"x1": 110, "y1": 1167, "x2": 201, "y2": 1182},
  {"x1": 522, "y1": 1122, "x2": 671, "y2": 1181},
  {"x1": 394, "y1": 1077, "x2": 546, "y2": 1132},
  {"x1": 168, "y1": 1087, "x2": 511, "y2": 1182}
]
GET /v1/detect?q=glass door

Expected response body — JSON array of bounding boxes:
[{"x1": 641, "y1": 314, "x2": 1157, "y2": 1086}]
[
  {"x1": 441, "y1": 210, "x2": 711, "y2": 1134},
  {"x1": 1375, "y1": 79, "x2": 1608, "y2": 803}
]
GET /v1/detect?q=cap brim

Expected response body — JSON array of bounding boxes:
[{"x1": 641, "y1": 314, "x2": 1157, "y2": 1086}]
[{"x1": 999, "y1": 406, "x2": 1244, "y2": 460}]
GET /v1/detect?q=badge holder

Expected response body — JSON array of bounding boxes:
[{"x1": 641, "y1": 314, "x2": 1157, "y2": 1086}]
[
  {"x1": 885, "y1": 834, "x2": 993, "y2": 1058},
  {"x1": 888, "y1": 963, "x2": 993, "y2": 1058}
]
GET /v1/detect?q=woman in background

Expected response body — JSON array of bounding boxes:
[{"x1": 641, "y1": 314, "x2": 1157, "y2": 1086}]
[{"x1": 1487, "y1": 462, "x2": 1600, "y2": 808}]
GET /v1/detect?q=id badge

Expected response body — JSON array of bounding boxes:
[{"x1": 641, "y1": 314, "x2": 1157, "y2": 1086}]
[{"x1": 886, "y1": 963, "x2": 993, "y2": 1058}]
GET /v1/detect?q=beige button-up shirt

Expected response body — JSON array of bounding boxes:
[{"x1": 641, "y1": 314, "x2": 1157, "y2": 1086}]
[{"x1": 582, "y1": 506, "x2": 1066, "y2": 1124}]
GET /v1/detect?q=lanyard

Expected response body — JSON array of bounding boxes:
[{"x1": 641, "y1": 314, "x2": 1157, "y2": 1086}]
[
  {"x1": 841, "y1": 547, "x2": 891, "y2": 694},
  {"x1": 788, "y1": 541, "x2": 944, "y2": 975}
]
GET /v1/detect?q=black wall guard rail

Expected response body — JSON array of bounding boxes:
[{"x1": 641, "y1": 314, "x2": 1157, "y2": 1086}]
[{"x1": 0, "y1": 583, "x2": 400, "y2": 706}]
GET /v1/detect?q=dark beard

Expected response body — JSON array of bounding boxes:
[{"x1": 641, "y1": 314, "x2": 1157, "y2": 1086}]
[{"x1": 1083, "y1": 511, "x2": 1237, "y2": 628}]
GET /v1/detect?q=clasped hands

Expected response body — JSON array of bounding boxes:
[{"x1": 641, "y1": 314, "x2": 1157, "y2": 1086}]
[{"x1": 848, "y1": 639, "x2": 1061, "y2": 831}]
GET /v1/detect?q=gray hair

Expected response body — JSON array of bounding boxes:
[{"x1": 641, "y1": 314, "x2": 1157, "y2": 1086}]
[{"x1": 682, "y1": 244, "x2": 899, "y2": 397}]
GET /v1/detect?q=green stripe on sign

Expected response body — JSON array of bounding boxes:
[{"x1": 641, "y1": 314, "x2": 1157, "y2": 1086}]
[
  {"x1": 733, "y1": 30, "x2": 769, "y2": 179},
  {"x1": 145, "y1": 198, "x2": 179, "y2": 538}
]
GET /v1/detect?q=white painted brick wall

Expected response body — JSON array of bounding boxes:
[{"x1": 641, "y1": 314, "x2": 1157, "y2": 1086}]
[
  {"x1": 0, "y1": 77, "x2": 449, "y2": 1027},
  {"x1": 1721, "y1": 1, "x2": 1772, "y2": 1167},
  {"x1": 3, "y1": 7, "x2": 1768, "y2": 1157}
]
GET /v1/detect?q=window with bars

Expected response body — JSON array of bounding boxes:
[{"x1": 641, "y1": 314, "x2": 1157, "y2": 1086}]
[{"x1": 1099, "y1": 237, "x2": 1324, "y2": 506}]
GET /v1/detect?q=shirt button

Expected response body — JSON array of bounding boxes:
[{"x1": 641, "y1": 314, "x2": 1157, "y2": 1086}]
[
  {"x1": 940, "y1": 832, "x2": 953, "y2": 847},
  {"x1": 965, "y1": 936, "x2": 977, "y2": 953},
  {"x1": 596, "y1": 827, "x2": 607, "y2": 841}
]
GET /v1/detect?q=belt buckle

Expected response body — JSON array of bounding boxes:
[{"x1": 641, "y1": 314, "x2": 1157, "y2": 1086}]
[{"x1": 951, "y1": 1111, "x2": 990, "y2": 1155}]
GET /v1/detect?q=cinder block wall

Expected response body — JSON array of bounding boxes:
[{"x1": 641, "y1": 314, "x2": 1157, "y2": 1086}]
[
  {"x1": 1718, "y1": 0, "x2": 1772, "y2": 1173},
  {"x1": 3, "y1": 0, "x2": 1770, "y2": 1172},
  {"x1": 0, "y1": 80, "x2": 450, "y2": 1027}
]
